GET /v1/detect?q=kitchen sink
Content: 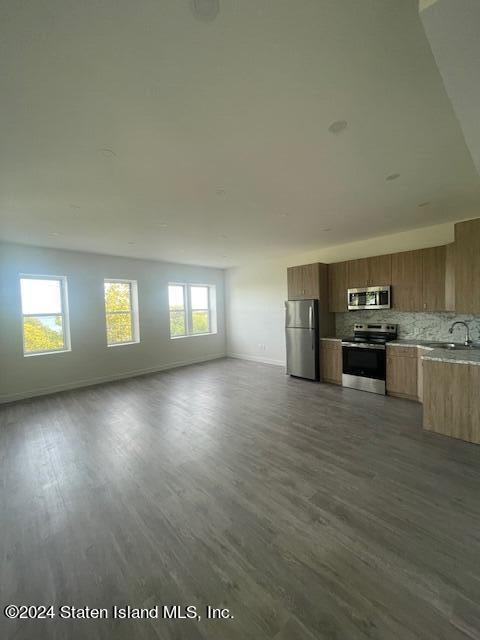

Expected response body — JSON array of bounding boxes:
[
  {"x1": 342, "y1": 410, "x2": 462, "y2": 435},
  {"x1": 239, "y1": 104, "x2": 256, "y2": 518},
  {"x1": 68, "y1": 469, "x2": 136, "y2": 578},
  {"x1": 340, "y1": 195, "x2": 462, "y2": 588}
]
[{"x1": 428, "y1": 342, "x2": 480, "y2": 351}]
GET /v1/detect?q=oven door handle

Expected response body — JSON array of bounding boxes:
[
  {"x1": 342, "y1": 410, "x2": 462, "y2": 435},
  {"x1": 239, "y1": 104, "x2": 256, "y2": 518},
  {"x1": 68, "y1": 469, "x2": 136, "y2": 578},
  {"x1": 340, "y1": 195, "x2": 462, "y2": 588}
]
[{"x1": 342, "y1": 342, "x2": 386, "y2": 350}]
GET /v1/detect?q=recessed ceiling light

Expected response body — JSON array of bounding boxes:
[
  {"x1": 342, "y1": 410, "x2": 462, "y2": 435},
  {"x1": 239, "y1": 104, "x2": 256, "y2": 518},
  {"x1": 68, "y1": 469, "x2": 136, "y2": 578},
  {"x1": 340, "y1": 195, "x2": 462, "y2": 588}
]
[
  {"x1": 191, "y1": 0, "x2": 219, "y2": 21},
  {"x1": 386, "y1": 173, "x2": 401, "y2": 181},
  {"x1": 328, "y1": 120, "x2": 348, "y2": 134},
  {"x1": 418, "y1": 201, "x2": 430, "y2": 208},
  {"x1": 100, "y1": 147, "x2": 117, "y2": 158}
]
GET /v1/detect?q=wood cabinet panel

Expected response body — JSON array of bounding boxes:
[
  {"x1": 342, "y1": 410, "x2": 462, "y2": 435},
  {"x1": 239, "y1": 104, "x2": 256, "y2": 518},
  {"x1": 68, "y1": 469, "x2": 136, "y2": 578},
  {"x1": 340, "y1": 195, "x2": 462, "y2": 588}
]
[
  {"x1": 445, "y1": 243, "x2": 455, "y2": 312},
  {"x1": 320, "y1": 340, "x2": 342, "y2": 384},
  {"x1": 423, "y1": 360, "x2": 480, "y2": 444},
  {"x1": 302, "y1": 263, "x2": 320, "y2": 299},
  {"x1": 347, "y1": 258, "x2": 370, "y2": 289},
  {"x1": 455, "y1": 218, "x2": 480, "y2": 313},
  {"x1": 368, "y1": 254, "x2": 391, "y2": 286},
  {"x1": 386, "y1": 347, "x2": 419, "y2": 400},
  {"x1": 417, "y1": 347, "x2": 428, "y2": 404},
  {"x1": 287, "y1": 267, "x2": 299, "y2": 300},
  {"x1": 328, "y1": 262, "x2": 348, "y2": 312},
  {"x1": 387, "y1": 345, "x2": 417, "y2": 358},
  {"x1": 347, "y1": 255, "x2": 391, "y2": 289},
  {"x1": 422, "y1": 246, "x2": 447, "y2": 312},
  {"x1": 391, "y1": 250, "x2": 423, "y2": 311},
  {"x1": 287, "y1": 264, "x2": 320, "y2": 300}
]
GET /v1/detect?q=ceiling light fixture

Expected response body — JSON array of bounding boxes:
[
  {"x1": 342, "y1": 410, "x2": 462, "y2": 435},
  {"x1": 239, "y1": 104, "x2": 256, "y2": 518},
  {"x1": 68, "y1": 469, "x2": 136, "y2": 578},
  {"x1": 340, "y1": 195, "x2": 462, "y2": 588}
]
[
  {"x1": 100, "y1": 147, "x2": 117, "y2": 158},
  {"x1": 386, "y1": 173, "x2": 401, "y2": 181},
  {"x1": 328, "y1": 120, "x2": 348, "y2": 134},
  {"x1": 191, "y1": 0, "x2": 219, "y2": 22}
]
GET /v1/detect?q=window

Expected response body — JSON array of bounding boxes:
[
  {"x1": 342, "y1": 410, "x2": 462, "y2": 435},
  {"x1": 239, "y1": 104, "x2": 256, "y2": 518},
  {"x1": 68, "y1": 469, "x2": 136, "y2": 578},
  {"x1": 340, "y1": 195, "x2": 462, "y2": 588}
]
[
  {"x1": 168, "y1": 284, "x2": 187, "y2": 337},
  {"x1": 168, "y1": 284, "x2": 216, "y2": 338},
  {"x1": 104, "y1": 279, "x2": 139, "y2": 346},
  {"x1": 20, "y1": 275, "x2": 71, "y2": 356},
  {"x1": 190, "y1": 285, "x2": 210, "y2": 334}
]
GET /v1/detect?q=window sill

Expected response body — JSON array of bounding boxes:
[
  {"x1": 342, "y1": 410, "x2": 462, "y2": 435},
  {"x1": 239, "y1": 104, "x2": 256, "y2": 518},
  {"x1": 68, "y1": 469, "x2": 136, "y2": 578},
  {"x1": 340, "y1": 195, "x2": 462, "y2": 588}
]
[
  {"x1": 107, "y1": 341, "x2": 140, "y2": 348},
  {"x1": 170, "y1": 332, "x2": 217, "y2": 340},
  {"x1": 24, "y1": 348, "x2": 71, "y2": 358}
]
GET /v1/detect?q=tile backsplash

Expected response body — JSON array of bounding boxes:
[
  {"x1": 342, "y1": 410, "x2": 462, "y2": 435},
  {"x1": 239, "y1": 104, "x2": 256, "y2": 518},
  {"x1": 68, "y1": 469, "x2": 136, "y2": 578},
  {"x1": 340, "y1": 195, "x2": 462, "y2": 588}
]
[{"x1": 335, "y1": 311, "x2": 480, "y2": 342}]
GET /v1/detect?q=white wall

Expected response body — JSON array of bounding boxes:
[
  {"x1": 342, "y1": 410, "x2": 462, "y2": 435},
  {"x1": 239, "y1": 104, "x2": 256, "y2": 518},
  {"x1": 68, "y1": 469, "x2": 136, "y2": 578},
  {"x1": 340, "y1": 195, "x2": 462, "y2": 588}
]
[
  {"x1": 0, "y1": 243, "x2": 225, "y2": 402},
  {"x1": 225, "y1": 221, "x2": 456, "y2": 366}
]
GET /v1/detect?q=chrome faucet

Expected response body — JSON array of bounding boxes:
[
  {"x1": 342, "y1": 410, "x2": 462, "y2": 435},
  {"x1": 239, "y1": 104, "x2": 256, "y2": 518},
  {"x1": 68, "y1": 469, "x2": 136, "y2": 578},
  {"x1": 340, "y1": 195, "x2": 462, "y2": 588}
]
[{"x1": 449, "y1": 321, "x2": 472, "y2": 347}]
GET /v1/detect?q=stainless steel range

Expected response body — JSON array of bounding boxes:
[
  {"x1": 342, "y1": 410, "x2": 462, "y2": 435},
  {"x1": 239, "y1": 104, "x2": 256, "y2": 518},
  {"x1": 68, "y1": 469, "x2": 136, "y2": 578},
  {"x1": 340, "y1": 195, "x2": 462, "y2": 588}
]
[{"x1": 342, "y1": 323, "x2": 397, "y2": 395}]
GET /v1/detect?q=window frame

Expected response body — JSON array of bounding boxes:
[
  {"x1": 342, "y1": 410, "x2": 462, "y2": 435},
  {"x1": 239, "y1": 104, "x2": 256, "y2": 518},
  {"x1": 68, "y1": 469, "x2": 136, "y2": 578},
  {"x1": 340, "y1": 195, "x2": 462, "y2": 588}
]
[
  {"x1": 20, "y1": 274, "x2": 71, "y2": 357},
  {"x1": 168, "y1": 283, "x2": 216, "y2": 339},
  {"x1": 104, "y1": 278, "x2": 140, "y2": 347}
]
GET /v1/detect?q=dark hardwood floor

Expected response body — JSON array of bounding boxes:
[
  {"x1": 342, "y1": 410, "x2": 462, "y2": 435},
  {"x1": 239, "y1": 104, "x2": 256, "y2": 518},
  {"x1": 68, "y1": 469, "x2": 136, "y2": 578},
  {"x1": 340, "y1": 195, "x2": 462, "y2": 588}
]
[{"x1": 1, "y1": 358, "x2": 480, "y2": 640}]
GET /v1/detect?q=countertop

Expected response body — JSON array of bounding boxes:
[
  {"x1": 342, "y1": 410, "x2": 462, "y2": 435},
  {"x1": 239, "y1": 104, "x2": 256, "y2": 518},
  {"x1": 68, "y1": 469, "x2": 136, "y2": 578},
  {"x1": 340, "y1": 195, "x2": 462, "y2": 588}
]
[
  {"x1": 389, "y1": 340, "x2": 480, "y2": 365},
  {"x1": 320, "y1": 337, "x2": 480, "y2": 365}
]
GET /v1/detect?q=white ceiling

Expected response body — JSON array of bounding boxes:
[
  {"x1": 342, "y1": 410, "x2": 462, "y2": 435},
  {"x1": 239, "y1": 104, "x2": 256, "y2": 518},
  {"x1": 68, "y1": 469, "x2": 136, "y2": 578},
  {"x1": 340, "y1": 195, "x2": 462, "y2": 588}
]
[
  {"x1": 420, "y1": 0, "x2": 480, "y2": 177},
  {"x1": 1, "y1": 0, "x2": 479, "y2": 268}
]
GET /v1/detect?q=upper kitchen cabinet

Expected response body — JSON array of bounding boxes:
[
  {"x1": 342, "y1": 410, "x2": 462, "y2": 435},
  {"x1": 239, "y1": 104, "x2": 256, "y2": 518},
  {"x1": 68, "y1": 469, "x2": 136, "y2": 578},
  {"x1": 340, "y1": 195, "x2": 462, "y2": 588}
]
[
  {"x1": 347, "y1": 258, "x2": 370, "y2": 289},
  {"x1": 287, "y1": 263, "x2": 329, "y2": 301},
  {"x1": 347, "y1": 254, "x2": 391, "y2": 289},
  {"x1": 391, "y1": 250, "x2": 423, "y2": 311},
  {"x1": 328, "y1": 261, "x2": 348, "y2": 312},
  {"x1": 368, "y1": 254, "x2": 391, "y2": 286},
  {"x1": 422, "y1": 245, "x2": 455, "y2": 312},
  {"x1": 455, "y1": 218, "x2": 480, "y2": 313},
  {"x1": 445, "y1": 243, "x2": 455, "y2": 312}
]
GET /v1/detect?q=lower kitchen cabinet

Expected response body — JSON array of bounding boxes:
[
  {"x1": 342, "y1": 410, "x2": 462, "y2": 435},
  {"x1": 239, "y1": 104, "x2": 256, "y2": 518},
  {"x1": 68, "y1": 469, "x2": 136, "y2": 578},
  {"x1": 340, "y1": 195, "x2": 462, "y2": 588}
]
[
  {"x1": 417, "y1": 347, "x2": 428, "y2": 403},
  {"x1": 320, "y1": 340, "x2": 342, "y2": 385},
  {"x1": 423, "y1": 360, "x2": 480, "y2": 444},
  {"x1": 386, "y1": 346, "x2": 419, "y2": 401}
]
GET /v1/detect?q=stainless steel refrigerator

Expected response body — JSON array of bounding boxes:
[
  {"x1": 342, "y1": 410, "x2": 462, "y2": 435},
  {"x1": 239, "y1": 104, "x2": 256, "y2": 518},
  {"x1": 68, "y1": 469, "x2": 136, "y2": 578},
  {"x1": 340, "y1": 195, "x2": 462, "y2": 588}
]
[{"x1": 285, "y1": 299, "x2": 319, "y2": 380}]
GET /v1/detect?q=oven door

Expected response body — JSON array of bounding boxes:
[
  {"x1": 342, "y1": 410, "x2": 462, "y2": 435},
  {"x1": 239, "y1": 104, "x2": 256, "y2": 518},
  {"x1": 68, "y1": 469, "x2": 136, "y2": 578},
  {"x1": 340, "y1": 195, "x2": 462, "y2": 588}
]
[{"x1": 342, "y1": 343, "x2": 386, "y2": 394}]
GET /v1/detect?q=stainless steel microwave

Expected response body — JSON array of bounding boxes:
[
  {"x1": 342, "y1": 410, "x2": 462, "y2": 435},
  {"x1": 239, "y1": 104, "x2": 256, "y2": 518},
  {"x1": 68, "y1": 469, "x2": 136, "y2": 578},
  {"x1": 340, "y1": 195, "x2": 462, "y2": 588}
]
[{"x1": 347, "y1": 286, "x2": 391, "y2": 311}]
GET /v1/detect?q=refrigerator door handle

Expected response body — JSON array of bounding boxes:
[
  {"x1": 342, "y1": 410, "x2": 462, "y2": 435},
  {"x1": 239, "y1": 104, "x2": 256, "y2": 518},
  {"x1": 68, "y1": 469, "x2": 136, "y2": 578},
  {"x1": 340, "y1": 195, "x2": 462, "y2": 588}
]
[{"x1": 308, "y1": 305, "x2": 313, "y2": 330}]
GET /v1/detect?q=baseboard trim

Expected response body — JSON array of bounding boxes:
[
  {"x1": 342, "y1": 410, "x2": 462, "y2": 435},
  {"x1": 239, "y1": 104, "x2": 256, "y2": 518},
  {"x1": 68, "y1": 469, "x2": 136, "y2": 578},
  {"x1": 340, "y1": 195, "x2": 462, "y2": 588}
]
[
  {"x1": 227, "y1": 352, "x2": 285, "y2": 367},
  {"x1": 0, "y1": 353, "x2": 226, "y2": 404}
]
